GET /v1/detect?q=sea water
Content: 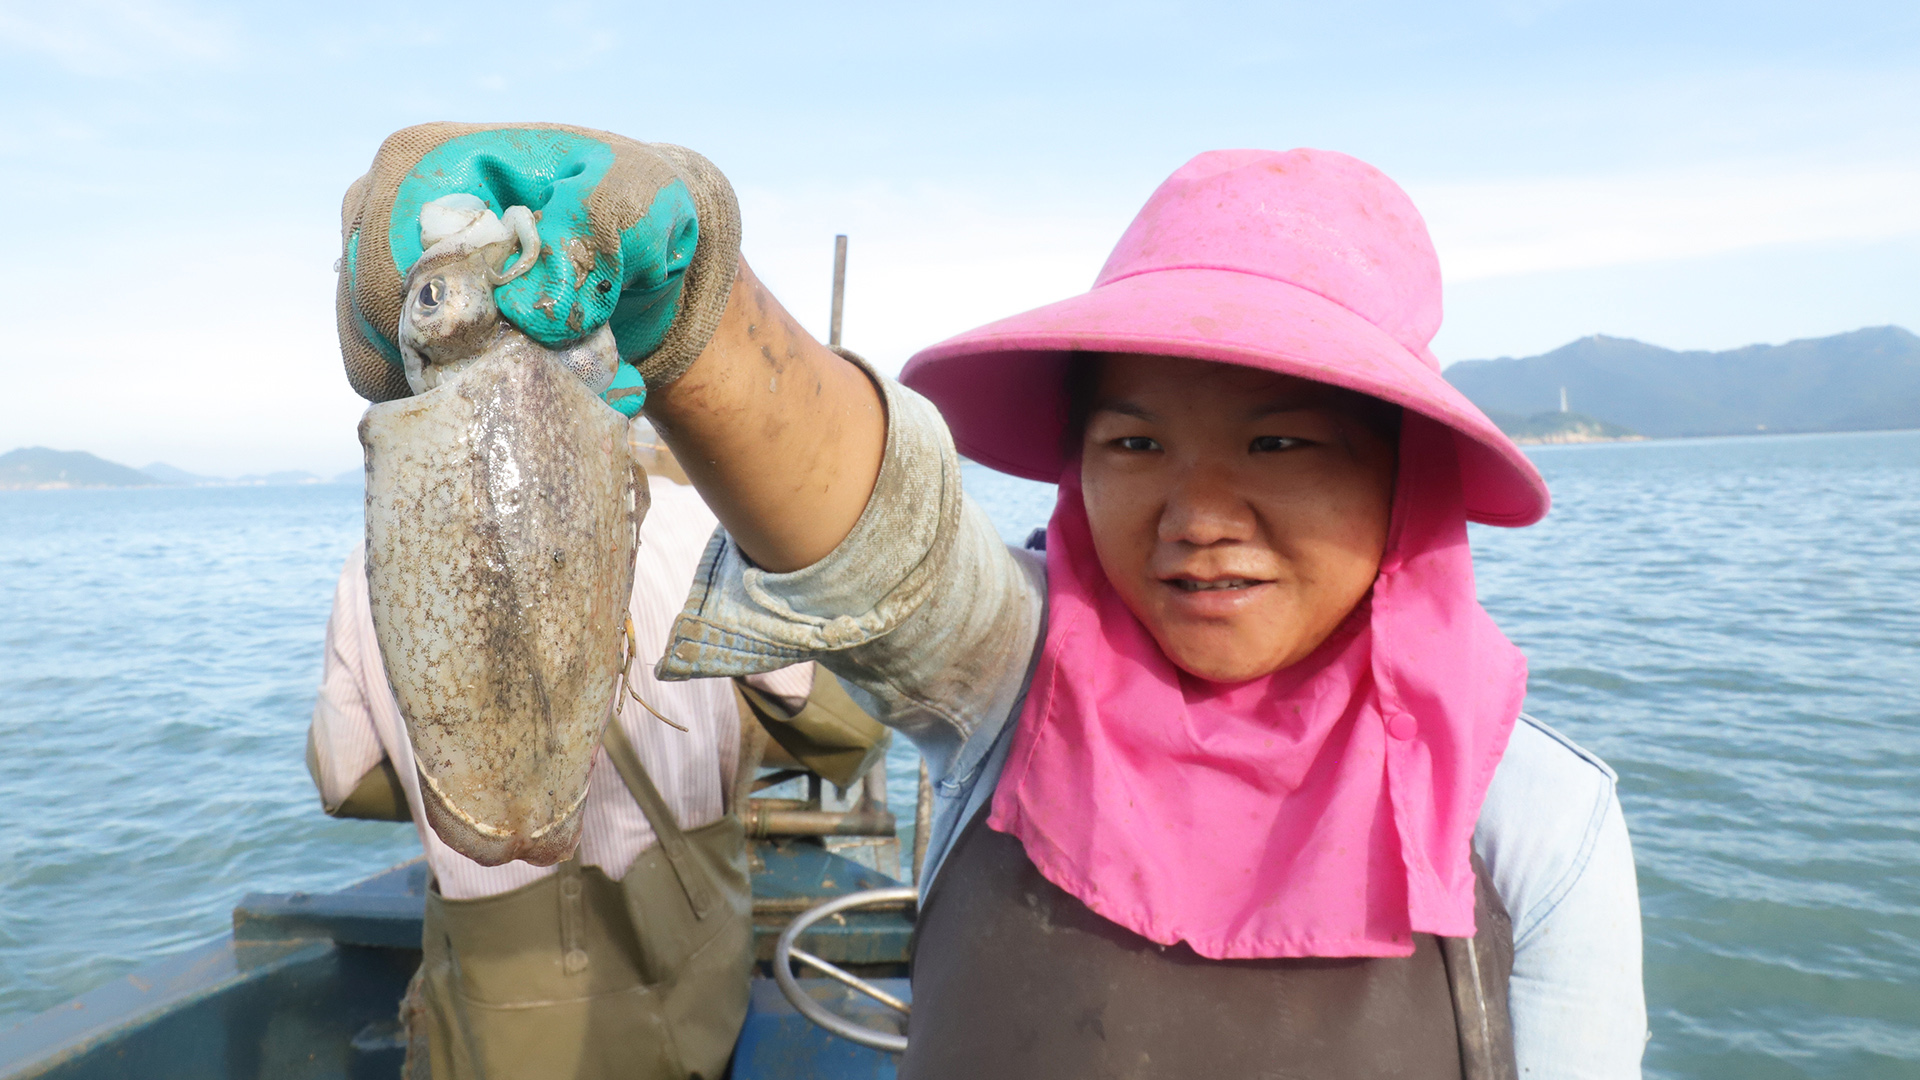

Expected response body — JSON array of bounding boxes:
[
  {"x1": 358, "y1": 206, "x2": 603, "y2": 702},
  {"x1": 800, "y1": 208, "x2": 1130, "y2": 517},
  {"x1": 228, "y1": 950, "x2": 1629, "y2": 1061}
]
[{"x1": 2, "y1": 430, "x2": 1917, "y2": 1077}]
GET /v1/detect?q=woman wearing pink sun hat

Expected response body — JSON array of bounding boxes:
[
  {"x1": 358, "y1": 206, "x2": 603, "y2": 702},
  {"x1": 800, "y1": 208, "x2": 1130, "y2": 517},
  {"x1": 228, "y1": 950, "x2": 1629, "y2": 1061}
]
[
  {"x1": 394, "y1": 139, "x2": 1648, "y2": 1075},
  {"x1": 641, "y1": 146, "x2": 1645, "y2": 1077},
  {"x1": 873, "y1": 151, "x2": 1648, "y2": 1076}
]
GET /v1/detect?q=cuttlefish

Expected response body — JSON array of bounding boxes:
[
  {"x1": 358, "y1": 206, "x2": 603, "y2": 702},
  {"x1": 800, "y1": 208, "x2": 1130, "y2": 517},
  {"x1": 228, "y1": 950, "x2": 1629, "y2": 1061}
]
[{"x1": 359, "y1": 195, "x2": 647, "y2": 866}]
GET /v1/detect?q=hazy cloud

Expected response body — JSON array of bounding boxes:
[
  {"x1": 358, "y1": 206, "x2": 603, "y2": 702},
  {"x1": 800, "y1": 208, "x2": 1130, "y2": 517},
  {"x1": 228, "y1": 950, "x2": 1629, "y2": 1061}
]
[
  {"x1": 1416, "y1": 162, "x2": 1920, "y2": 281},
  {"x1": 0, "y1": 0, "x2": 235, "y2": 76}
]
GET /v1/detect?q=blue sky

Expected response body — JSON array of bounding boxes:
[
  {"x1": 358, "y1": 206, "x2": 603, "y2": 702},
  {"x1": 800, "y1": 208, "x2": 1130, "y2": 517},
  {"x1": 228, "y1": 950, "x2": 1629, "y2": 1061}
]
[{"x1": 1, "y1": 0, "x2": 1915, "y2": 475}]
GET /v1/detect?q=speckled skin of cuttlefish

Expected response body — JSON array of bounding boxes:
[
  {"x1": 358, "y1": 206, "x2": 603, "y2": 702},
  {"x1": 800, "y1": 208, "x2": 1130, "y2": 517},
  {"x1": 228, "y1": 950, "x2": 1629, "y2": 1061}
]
[{"x1": 358, "y1": 241, "x2": 646, "y2": 867}]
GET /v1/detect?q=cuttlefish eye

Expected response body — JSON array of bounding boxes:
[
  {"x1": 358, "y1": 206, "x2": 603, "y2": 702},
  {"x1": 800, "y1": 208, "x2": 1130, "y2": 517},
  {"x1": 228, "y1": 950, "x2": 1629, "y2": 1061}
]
[{"x1": 418, "y1": 278, "x2": 446, "y2": 309}]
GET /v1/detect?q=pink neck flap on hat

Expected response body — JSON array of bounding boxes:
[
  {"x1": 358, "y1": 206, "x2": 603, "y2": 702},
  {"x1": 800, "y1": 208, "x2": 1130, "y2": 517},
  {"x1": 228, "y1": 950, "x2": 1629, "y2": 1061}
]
[{"x1": 986, "y1": 413, "x2": 1529, "y2": 959}]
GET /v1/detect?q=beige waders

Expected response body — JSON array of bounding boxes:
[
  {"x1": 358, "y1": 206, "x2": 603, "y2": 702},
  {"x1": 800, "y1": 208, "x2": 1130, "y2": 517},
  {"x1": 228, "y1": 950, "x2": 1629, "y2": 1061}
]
[{"x1": 406, "y1": 720, "x2": 752, "y2": 1080}]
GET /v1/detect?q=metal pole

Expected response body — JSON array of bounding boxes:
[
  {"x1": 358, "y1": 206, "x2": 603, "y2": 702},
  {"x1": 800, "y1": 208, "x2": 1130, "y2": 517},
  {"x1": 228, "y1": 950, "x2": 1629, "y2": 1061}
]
[
  {"x1": 829, "y1": 234, "x2": 848, "y2": 348},
  {"x1": 912, "y1": 760, "x2": 932, "y2": 884}
]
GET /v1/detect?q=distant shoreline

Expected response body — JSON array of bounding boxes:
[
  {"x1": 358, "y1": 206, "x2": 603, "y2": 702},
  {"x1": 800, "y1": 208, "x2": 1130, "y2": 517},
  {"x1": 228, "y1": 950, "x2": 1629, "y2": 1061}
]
[
  {"x1": 9, "y1": 423, "x2": 1919, "y2": 492},
  {"x1": 1517, "y1": 425, "x2": 1920, "y2": 449},
  {"x1": 0, "y1": 446, "x2": 360, "y2": 492},
  {"x1": 0, "y1": 478, "x2": 362, "y2": 493},
  {"x1": 1508, "y1": 432, "x2": 1647, "y2": 446}
]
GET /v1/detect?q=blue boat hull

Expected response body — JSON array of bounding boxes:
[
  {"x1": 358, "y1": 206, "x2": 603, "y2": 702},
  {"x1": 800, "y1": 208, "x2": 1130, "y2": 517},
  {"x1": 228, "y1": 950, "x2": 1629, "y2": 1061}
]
[{"x1": 0, "y1": 842, "x2": 912, "y2": 1080}]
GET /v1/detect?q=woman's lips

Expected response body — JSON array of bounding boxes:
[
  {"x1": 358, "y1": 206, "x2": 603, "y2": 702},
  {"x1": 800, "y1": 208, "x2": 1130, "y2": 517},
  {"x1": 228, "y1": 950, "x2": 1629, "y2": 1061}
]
[
  {"x1": 1158, "y1": 575, "x2": 1274, "y2": 616},
  {"x1": 1170, "y1": 577, "x2": 1263, "y2": 591}
]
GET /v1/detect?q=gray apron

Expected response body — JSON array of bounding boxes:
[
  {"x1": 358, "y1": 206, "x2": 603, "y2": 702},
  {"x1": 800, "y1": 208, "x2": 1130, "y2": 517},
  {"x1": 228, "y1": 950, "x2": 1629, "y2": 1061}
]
[
  {"x1": 406, "y1": 720, "x2": 752, "y2": 1080},
  {"x1": 903, "y1": 804, "x2": 1517, "y2": 1080}
]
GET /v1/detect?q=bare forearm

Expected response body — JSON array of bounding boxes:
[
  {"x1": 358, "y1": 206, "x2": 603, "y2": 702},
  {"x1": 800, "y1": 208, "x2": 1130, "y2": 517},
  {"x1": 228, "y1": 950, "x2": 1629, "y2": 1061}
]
[{"x1": 645, "y1": 258, "x2": 887, "y2": 572}]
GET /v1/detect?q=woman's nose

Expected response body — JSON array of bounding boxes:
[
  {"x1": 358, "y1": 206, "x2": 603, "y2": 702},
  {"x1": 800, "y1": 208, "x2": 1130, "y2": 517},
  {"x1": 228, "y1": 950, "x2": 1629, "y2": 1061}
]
[{"x1": 1158, "y1": 466, "x2": 1256, "y2": 546}]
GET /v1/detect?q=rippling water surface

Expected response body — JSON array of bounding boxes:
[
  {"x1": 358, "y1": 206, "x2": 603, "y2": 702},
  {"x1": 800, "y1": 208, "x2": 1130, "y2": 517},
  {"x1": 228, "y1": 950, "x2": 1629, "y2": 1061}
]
[
  {"x1": 1468, "y1": 432, "x2": 1920, "y2": 1079},
  {"x1": 0, "y1": 484, "x2": 417, "y2": 1022},
  {"x1": 3, "y1": 431, "x2": 1917, "y2": 1077}
]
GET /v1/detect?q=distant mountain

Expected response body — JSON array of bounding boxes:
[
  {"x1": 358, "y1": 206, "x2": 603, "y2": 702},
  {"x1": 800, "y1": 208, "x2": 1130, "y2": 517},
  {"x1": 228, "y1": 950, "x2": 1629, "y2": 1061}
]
[
  {"x1": 1444, "y1": 326, "x2": 1920, "y2": 438},
  {"x1": 1, "y1": 447, "x2": 159, "y2": 490},
  {"x1": 1483, "y1": 410, "x2": 1643, "y2": 445},
  {"x1": 144, "y1": 463, "x2": 348, "y2": 486},
  {"x1": 333, "y1": 468, "x2": 364, "y2": 486},
  {"x1": 233, "y1": 470, "x2": 324, "y2": 486},
  {"x1": 141, "y1": 462, "x2": 217, "y2": 485},
  {"x1": 3, "y1": 452, "x2": 348, "y2": 489}
]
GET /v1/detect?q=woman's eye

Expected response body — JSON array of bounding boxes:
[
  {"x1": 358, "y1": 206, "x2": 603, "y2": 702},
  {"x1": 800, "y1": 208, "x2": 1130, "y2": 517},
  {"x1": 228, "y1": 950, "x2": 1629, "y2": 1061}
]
[
  {"x1": 1114, "y1": 436, "x2": 1160, "y2": 452},
  {"x1": 1251, "y1": 435, "x2": 1304, "y2": 453}
]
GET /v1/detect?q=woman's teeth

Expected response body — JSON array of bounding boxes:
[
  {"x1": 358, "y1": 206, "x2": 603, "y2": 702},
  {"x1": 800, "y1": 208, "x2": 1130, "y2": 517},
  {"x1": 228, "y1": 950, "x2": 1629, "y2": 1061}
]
[{"x1": 1174, "y1": 578, "x2": 1257, "y2": 591}]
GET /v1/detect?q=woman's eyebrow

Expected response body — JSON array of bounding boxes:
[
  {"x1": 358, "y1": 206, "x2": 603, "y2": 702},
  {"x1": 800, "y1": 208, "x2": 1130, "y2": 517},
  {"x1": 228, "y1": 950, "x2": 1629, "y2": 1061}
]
[{"x1": 1093, "y1": 400, "x2": 1157, "y2": 421}]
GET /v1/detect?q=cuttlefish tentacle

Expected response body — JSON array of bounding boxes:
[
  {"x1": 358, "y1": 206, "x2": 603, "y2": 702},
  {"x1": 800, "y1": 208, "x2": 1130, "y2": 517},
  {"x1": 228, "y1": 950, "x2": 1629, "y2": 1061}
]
[
  {"x1": 484, "y1": 205, "x2": 542, "y2": 286},
  {"x1": 620, "y1": 613, "x2": 690, "y2": 733},
  {"x1": 614, "y1": 489, "x2": 687, "y2": 734}
]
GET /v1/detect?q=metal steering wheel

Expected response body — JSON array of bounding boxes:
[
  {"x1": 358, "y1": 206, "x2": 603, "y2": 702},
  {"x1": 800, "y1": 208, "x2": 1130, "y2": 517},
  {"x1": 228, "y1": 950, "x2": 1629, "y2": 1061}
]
[{"x1": 772, "y1": 887, "x2": 918, "y2": 1053}]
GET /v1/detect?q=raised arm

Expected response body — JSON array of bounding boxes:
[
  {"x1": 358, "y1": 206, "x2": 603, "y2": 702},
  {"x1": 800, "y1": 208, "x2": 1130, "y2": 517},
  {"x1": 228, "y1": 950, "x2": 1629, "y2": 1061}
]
[{"x1": 644, "y1": 259, "x2": 887, "y2": 573}]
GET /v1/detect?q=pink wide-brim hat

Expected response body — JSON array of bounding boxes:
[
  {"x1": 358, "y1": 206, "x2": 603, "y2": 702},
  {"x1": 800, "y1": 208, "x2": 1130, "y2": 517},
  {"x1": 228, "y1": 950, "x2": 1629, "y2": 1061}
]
[{"x1": 900, "y1": 148, "x2": 1548, "y2": 527}]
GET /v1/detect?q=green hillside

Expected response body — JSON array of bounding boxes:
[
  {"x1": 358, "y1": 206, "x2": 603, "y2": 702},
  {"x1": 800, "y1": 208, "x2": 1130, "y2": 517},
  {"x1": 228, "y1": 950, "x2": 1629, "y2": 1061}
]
[
  {"x1": 1444, "y1": 326, "x2": 1920, "y2": 438},
  {"x1": 0, "y1": 447, "x2": 160, "y2": 490}
]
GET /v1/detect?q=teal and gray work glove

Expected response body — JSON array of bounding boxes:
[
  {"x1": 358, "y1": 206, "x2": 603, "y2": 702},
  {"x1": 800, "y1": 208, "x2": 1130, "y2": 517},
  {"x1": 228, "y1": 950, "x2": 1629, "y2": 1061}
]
[{"x1": 335, "y1": 123, "x2": 739, "y2": 416}]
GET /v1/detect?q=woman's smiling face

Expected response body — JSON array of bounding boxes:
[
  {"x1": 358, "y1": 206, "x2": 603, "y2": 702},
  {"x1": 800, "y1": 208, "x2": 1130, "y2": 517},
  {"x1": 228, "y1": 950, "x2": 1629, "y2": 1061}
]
[{"x1": 1079, "y1": 354, "x2": 1400, "y2": 683}]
